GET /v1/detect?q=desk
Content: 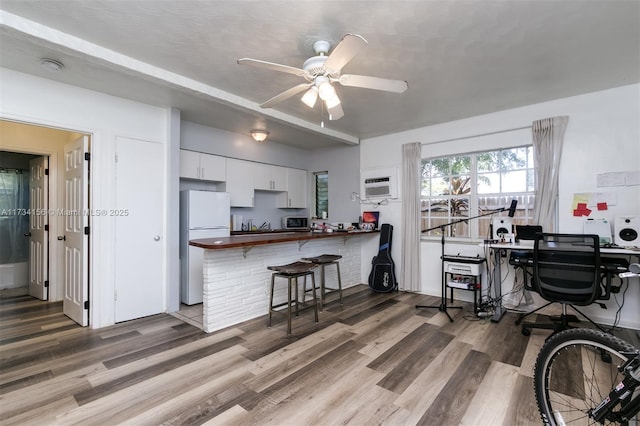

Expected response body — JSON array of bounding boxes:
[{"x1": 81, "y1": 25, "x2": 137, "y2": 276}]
[{"x1": 485, "y1": 242, "x2": 640, "y2": 323}]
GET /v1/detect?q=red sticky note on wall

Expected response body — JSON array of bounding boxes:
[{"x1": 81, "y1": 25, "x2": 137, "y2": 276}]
[
  {"x1": 597, "y1": 202, "x2": 608, "y2": 211},
  {"x1": 573, "y1": 207, "x2": 592, "y2": 217},
  {"x1": 576, "y1": 203, "x2": 588, "y2": 210}
]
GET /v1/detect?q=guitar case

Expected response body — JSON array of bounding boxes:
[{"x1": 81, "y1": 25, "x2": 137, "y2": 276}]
[{"x1": 368, "y1": 223, "x2": 398, "y2": 292}]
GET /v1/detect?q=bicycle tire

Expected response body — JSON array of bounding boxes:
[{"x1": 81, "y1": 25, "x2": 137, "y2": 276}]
[{"x1": 534, "y1": 328, "x2": 637, "y2": 426}]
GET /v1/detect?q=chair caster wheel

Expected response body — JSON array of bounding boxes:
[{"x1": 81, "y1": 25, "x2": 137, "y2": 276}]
[{"x1": 522, "y1": 328, "x2": 531, "y2": 336}]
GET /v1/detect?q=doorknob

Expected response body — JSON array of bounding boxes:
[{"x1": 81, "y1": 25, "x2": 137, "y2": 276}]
[
  {"x1": 154, "y1": 235, "x2": 161, "y2": 241},
  {"x1": 57, "y1": 236, "x2": 66, "y2": 241},
  {"x1": 24, "y1": 232, "x2": 31, "y2": 237}
]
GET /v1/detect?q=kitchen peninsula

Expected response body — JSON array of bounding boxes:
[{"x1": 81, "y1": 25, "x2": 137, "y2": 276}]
[{"x1": 190, "y1": 230, "x2": 379, "y2": 332}]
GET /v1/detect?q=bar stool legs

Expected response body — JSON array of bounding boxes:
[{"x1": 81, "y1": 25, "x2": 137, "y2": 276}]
[
  {"x1": 301, "y1": 254, "x2": 343, "y2": 310},
  {"x1": 267, "y1": 261, "x2": 319, "y2": 335}
]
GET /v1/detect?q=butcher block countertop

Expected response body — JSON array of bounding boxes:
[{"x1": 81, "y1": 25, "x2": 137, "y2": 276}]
[{"x1": 190, "y1": 230, "x2": 379, "y2": 250}]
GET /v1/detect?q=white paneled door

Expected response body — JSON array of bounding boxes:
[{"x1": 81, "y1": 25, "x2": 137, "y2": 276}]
[
  {"x1": 114, "y1": 137, "x2": 164, "y2": 322},
  {"x1": 63, "y1": 136, "x2": 89, "y2": 326},
  {"x1": 28, "y1": 156, "x2": 48, "y2": 300}
]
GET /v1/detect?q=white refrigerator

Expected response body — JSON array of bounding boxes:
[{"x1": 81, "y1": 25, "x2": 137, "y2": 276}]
[{"x1": 180, "y1": 190, "x2": 230, "y2": 305}]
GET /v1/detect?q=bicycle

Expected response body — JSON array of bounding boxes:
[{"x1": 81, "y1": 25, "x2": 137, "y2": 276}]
[{"x1": 533, "y1": 263, "x2": 640, "y2": 425}]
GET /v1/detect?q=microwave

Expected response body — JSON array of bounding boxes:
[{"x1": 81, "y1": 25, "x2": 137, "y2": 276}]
[{"x1": 282, "y1": 216, "x2": 309, "y2": 230}]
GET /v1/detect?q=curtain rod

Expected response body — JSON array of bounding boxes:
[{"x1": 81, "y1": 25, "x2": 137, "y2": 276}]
[
  {"x1": 420, "y1": 125, "x2": 532, "y2": 146},
  {"x1": 0, "y1": 167, "x2": 25, "y2": 173}
]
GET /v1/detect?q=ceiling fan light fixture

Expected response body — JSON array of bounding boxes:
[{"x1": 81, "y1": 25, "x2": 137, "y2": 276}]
[
  {"x1": 250, "y1": 129, "x2": 269, "y2": 143},
  {"x1": 325, "y1": 93, "x2": 341, "y2": 109},
  {"x1": 301, "y1": 86, "x2": 318, "y2": 108},
  {"x1": 317, "y1": 80, "x2": 336, "y2": 101}
]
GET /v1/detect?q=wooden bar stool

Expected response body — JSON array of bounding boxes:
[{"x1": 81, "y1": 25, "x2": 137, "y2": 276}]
[
  {"x1": 267, "y1": 261, "x2": 318, "y2": 335},
  {"x1": 301, "y1": 254, "x2": 343, "y2": 310}
]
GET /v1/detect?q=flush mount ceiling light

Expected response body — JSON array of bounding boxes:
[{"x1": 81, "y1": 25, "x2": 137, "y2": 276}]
[
  {"x1": 40, "y1": 58, "x2": 64, "y2": 72},
  {"x1": 250, "y1": 129, "x2": 269, "y2": 143}
]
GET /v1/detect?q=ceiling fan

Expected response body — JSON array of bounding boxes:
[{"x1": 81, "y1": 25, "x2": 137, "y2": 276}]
[{"x1": 237, "y1": 34, "x2": 408, "y2": 120}]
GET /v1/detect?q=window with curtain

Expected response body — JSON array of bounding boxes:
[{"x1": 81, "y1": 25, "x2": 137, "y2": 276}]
[
  {"x1": 314, "y1": 171, "x2": 328, "y2": 218},
  {"x1": 421, "y1": 145, "x2": 536, "y2": 239}
]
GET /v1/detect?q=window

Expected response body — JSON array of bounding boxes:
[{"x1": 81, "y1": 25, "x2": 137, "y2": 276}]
[
  {"x1": 314, "y1": 171, "x2": 328, "y2": 218},
  {"x1": 421, "y1": 146, "x2": 535, "y2": 239}
]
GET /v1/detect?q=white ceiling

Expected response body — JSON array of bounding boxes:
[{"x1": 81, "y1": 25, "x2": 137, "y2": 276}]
[{"x1": 1, "y1": 1, "x2": 638, "y2": 150}]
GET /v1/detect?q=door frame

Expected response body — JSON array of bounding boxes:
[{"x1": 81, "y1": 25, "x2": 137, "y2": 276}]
[{"x1": 0, "y1": 119, "x2": 92, "y2": 326}]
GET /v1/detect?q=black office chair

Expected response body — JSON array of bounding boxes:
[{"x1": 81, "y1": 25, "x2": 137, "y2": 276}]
[{"x1": 521, "y1": 233, "x2": 609, "y2": 337}]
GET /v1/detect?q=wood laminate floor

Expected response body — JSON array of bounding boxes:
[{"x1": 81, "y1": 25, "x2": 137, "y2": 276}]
[{"x1": 1, "y1": 286, "x2": 638, "y2": 425}]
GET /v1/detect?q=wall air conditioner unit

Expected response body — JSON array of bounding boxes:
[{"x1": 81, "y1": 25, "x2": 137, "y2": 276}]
[{"x1": 361, "y1": 167, "x2": 398, "y2": 199}]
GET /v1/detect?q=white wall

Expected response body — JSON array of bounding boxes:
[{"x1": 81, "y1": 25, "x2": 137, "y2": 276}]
[
  {"x1": 0, "y1": 68, "x2": 171, "y2": 328},
  {"x1": 360, "y1": 84, "x2": 640, "y2": 329},
  {"x1": 181, "y1": 121, "x2": 310, "y2": 169},
  {"x1": 307, "y1": 144, "x2": 361, "y2": 224}
]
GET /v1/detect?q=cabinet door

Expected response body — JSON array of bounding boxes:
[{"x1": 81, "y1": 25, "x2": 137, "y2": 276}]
[
  {"x1": 253, "y1": 163, "x2": 272, "y2": 190},
  {"x1": 271, "y1": 165, "x2": 287, "y2": 191},
  {"x1": 199, "y1": 153, "x2": 226, "y2": 182},
  {"x1": 277, "y1": 168, "x2": 307, "y2": 208},
  {"x1": 224, "y1": 158, "x2": 254, "y2": 207},
  {"x1": 180, "y1": 150, "x2": 200, "y2": 179}
]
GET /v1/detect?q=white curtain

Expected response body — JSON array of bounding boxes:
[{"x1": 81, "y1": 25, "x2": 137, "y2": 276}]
[
  {"x1": 401, "y1": 142, "x2": 422, "y2": 292},
  {"x1": 0, "y1": 171, "x2": 30, "y2": 264},
  {"x1": 532, "y1": 116, "x2": 569, "y2": 232}
]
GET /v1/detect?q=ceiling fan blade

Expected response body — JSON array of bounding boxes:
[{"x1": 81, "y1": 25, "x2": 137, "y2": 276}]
[
  {"x1": 323, "y1": 34, "x2": 368, "y2": 73},
  {"x1": 338, "y1": 74, "x2": 408, "y2": 93},
  {"x1": 327, "y1": 102, "x2": 344, "y2": 120},
  {"x1": 237, "y1": 58, "x2": 306, "y2": 77},
  {"x1": 260, "y1": 83, "x2": 312, "y2": 108}
]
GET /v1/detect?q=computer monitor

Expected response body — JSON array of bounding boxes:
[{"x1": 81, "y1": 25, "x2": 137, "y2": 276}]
[
  {"x1": 362, "y1": 211, "x2": 380, "y2": 230},
  {"x1": 515, "y1": 225, "x2": 543, "y2": 241}
]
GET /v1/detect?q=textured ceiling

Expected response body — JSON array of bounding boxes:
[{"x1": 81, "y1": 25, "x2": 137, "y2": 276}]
[{"x1": 0, "y1": 1, "x2": 638, "y2": 149}]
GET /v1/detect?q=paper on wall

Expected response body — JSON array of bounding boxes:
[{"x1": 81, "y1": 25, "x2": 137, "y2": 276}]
[
  {"x1": 572, "y1": 192, "x2": 617, "y2": 216},
  {"x1": 597, "y1": 171, "x2": 640, "y2": 187}
]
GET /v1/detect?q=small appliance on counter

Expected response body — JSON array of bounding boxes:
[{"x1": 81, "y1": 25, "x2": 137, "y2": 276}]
[
  {"x1": 231, "y1": 214, "x2": 243, "y2": 231},
  {"x1": 282, "y1": 215, "x2": 309, "y2": 230}
]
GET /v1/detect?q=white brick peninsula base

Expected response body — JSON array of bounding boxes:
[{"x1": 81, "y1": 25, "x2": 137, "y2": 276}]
[{"x1": 198, "y1": 232, "x2": 376, "y2": 333}]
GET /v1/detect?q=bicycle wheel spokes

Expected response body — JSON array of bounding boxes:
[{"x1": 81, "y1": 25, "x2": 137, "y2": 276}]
[{"x1": 546, "y1": 343, "x2": 626, "y2": 425}]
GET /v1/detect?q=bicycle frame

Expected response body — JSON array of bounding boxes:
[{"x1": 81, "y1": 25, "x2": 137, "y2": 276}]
[{"x1": 590, "y1": 352, "x2": 640, "y2": 423}]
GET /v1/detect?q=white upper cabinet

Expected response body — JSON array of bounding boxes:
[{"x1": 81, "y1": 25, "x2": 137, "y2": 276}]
[
  {"x1": 179, "y1": 150, "x2": 225, "y2": 182},
  {"x1": 277, "y1": 168, "x2": 307, "y2": 208},
  {"x1": 254, "y1": 163, "x2": 287, "y2": 191},
  {"x1": 180, "y1": 150, "x2": 200, "y2": 180},
  {"x1": 221, "y1": 158, "x2": 255, "y2": 207}
]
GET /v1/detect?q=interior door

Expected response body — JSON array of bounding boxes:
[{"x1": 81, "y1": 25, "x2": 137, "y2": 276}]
[
  {"x1": 28, "y1": 156, "x2": 48, "y2": 300},
  {"x1": 63, "y1": 136, "x2": 89, "y2": 326},
  {"x1": 114, "y1": 137, "x2": 164, "y2": 322}
]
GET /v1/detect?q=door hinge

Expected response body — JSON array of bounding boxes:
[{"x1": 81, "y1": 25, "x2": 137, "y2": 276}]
[
  {"x1": 45, "y1": 168, "x2": 49, "y2": 176},
  {"x1": 44, "y1": 280, "x2": 49, "y2": 288},
  {"x1": 84, "y1": 226, "x2": 90, "y2": 235},
  {"x1": 115, "y1": 153, "x2": 118, "y2": 163},
  {"x1": 84, "y1": 300, "x2": 90, "y2": 310},
  {"x1": 44, "y1": 224, "x2": 49, "y2": 231},
  {"x1": 84, "y1": 152, "x2": 90, "y2": 161}
]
